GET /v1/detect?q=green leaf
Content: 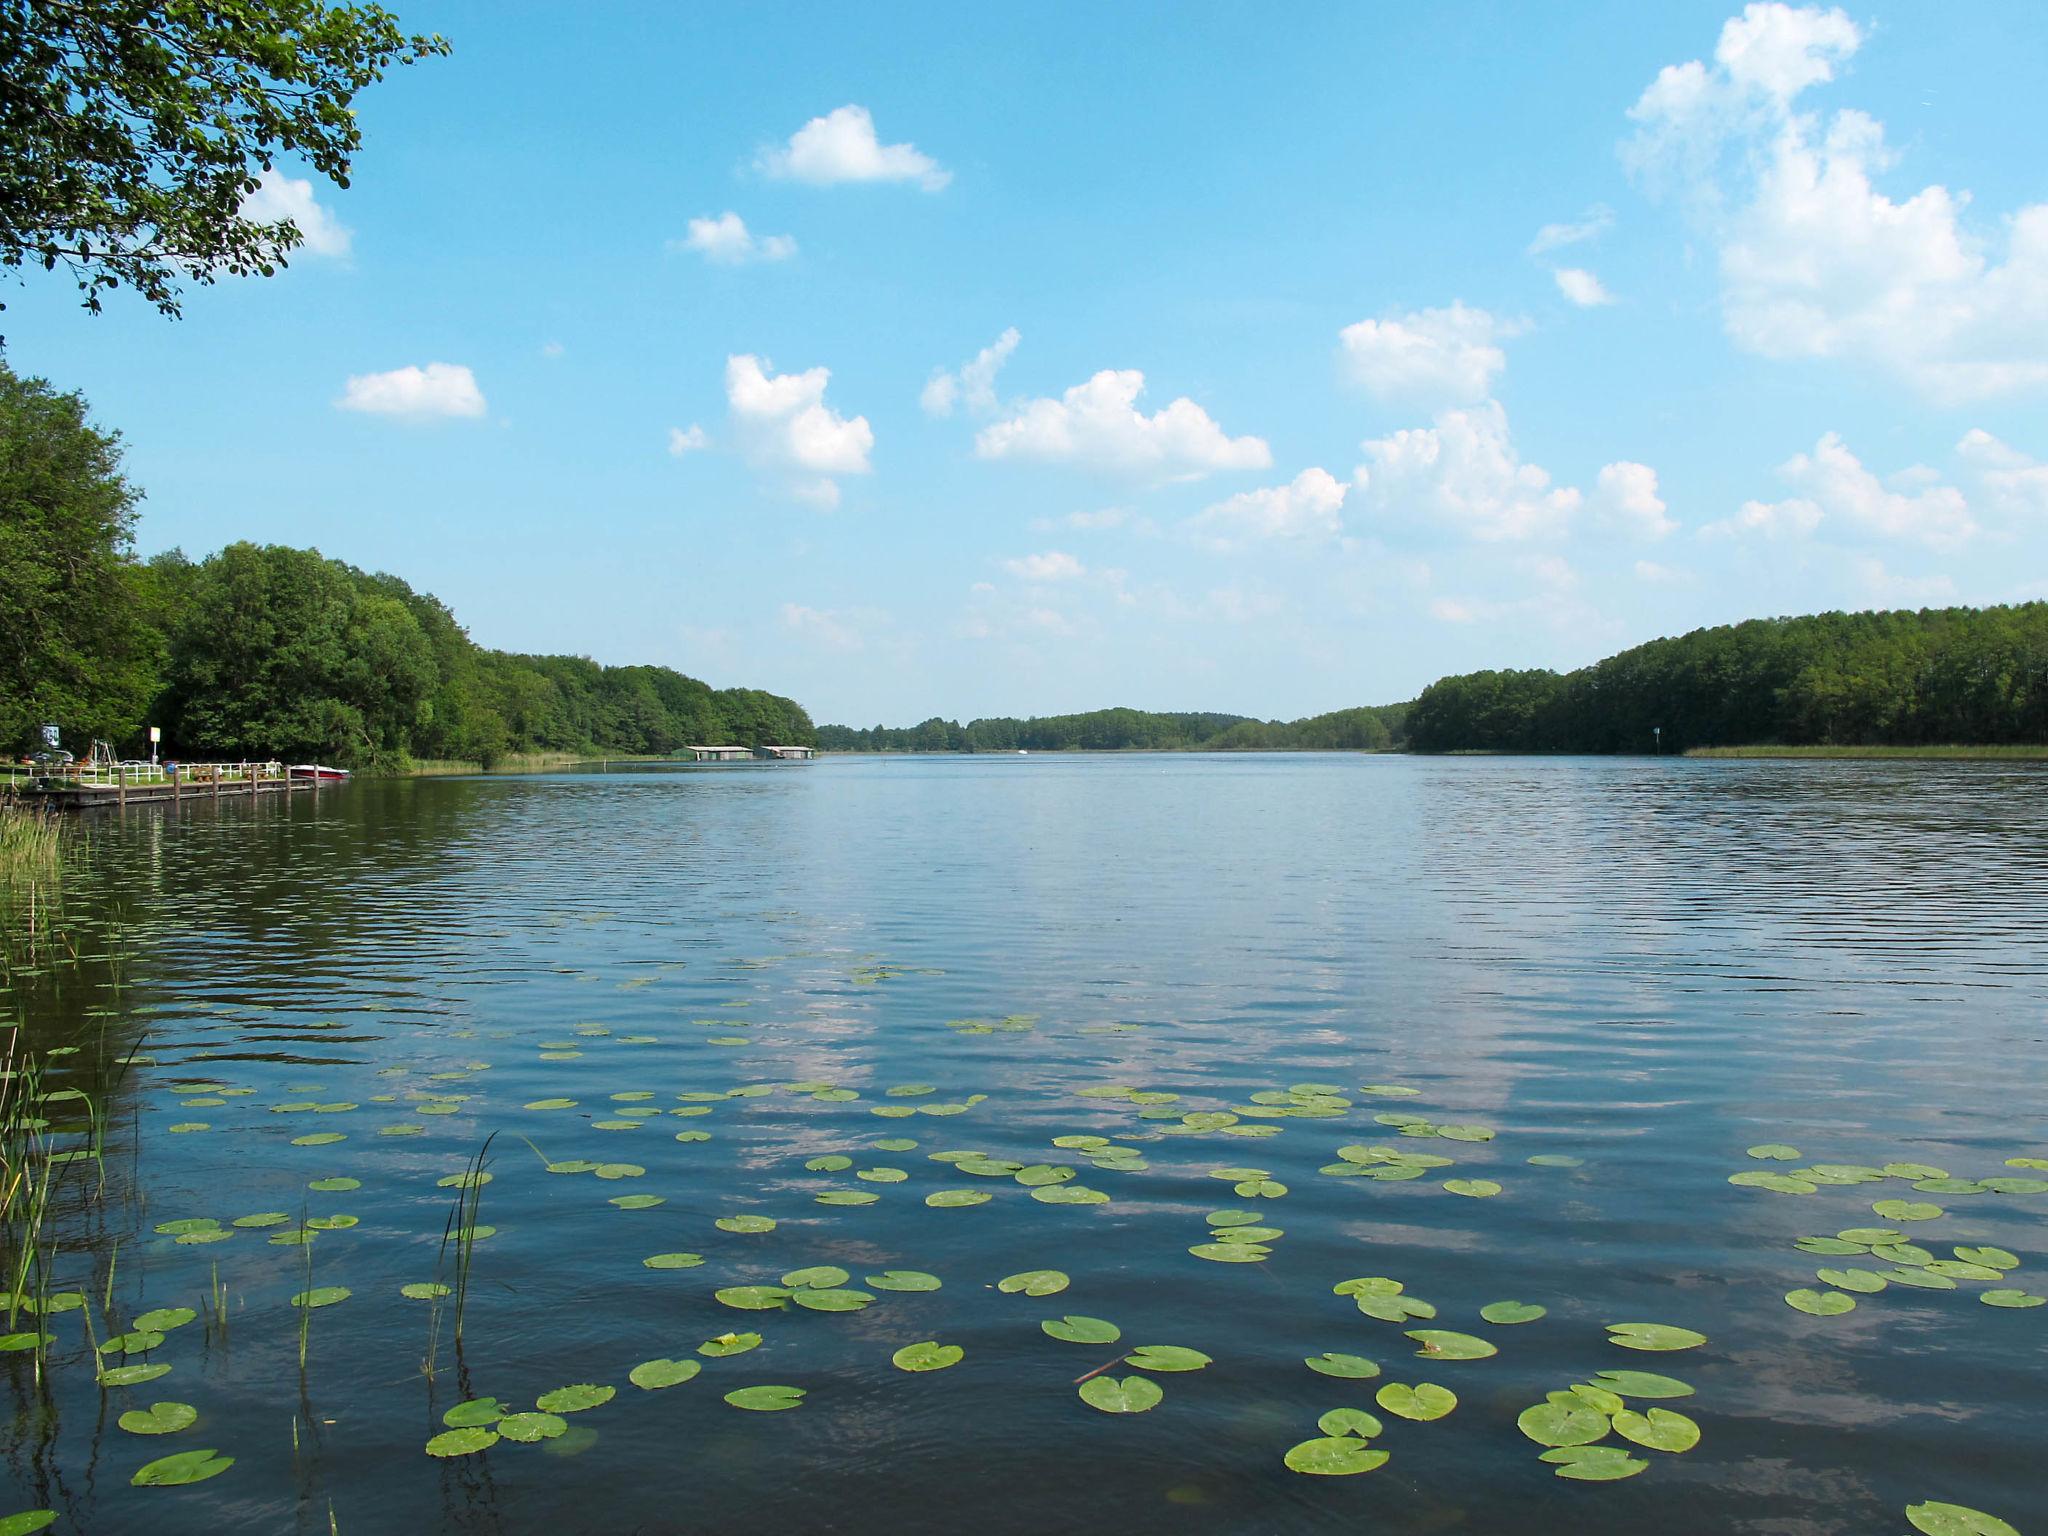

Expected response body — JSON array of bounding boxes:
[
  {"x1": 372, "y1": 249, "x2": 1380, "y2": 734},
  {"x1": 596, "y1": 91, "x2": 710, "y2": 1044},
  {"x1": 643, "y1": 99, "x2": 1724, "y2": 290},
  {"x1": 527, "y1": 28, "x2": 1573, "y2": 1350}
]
[
  {"x1": 715, "y1": 1285, "x2": 792, "y2": 1310},
  {"x1": 629, "y1": 1358, "x2": 701, "y2": 1389},
  {"x1": 1517, "y1": 1401, "x2": 1609, "y2": 1447},
  {"x1": 1953, "y1": 1247, "x2": 2018, "y2": 1271},
  {"x1": 1980, "y1": 1289, "x2": 2045, "y2": 1308},
  {"x1": 495, "y1": 1412, "x2": 567, "y2": 1442},
  {"x1": 1605, "y1": 1322, "x2": 1706, "y2": 1352},
  {"x1": 1305, "y1": 1352, "x2": 1380, "y2": 1379},
  {"x1": 1442, "y1": 1179, "x2": 1501, "y2": 1198},
  {"x1": 424, "y1": 1428, "x2": 497, "y2": 1458},
  {"x1": 1906, "y1": 1502, "x2": 2022, "y2": 1536},
  {"x1": 117, "y1": 1401, "x2": 197, "y2": 1436},
  {"x1": 1126, "y1": 1344, "x2": 1210, "y2": 1373},
  {"x1": 1188, "y1": 1242, "x2": 1269, "y2": 1262},
  {"x1": 131, "y1": 1308, "x2": 195, "y2": 1333},
  {"x1": 1317, "y1": 1407, "x2": 1383, "y2": 1437},
  {"x1": 925, "y1": 1190, "x2": 991, "y2": 1208},
  {"x1": 1747, "y1": 1143, "x2": 1801, "y2": 1160},
  {"x1": 0, "y1": 1513, "x2": 56, "y2": 1536},
  {"x1": 1589, "y1": 1370, "x2": 1694, "y2": 1399},
  {"x1": 644, "y1": 1252, "x2": 705, "y2": 1270},
  {"x1": 534, "y1": 1384, "x2": 613, "y2": 1414},
  {"x1": 131, "y1": 1448, "x2": 234, "y2": 1485},
  {"x1": 442, "y1": 1398, "x2": 503, "y2": 1428},
  {"x1": 98, "y1": 1363, "x2": 172, "y2": 1387},
  {"x1": 790, "y1": 1288, "x2": 875, "y2": 1313},
  {"x1": 698, "y1": 1332, "x2": 761, "y2": 1357},
  {"x1": 1785, "y1": 1288, "x2": 1856, "y2": 1316},
  {"x1": 1078, "y1": 1375, "x2": 1162, "y2": 1413},
  {"x1": 781, "y1": 1266, "x2": 850, "y2": 1289},
  {"x1": 1406, "y1": 1330, "x2": 1496, "y2": 1360},
  {"x1": 1871, "y1": 1199, "x2": 1943, "y2": 1221},
  {"x1": 1283, "y1": 1437, "x2": 1389, "y2": 1475},
  {"x1": 1374, "y1": 1382, "x2": 1456, "y2": 1421},
  {"x1": 867, "y1": 1270, "x2": 942, "y2": 1292},
  {"x1": 1479, "y1": 1300, "x2": 1545, "y2": 1325},
  {"x1": 891, "y1": 1340, "x2": 963, "y2": 1372},
  {"x1": 1542, "y1": 1445, "x2": 1647, "y2": 1480},
  {"x1": 997, "y1": 1269, "x2": 1069, "y2": 1296},
  {"x1": 1611, "y1": 1407, "x2": 1700, "y2": 1453},
  {"x1": 715, "y1": 1214, "x2": 776, "y2": 1233},
  {"x1": 723, "y1": 1385, "x2": 804, "y2": 1412},
  {"x1": 289, "y1": 1287, "x2": 349, "y2": 1309},
  {"x1": 1043, "y1": 1315, "x2": 1121, "y2": 1344}
]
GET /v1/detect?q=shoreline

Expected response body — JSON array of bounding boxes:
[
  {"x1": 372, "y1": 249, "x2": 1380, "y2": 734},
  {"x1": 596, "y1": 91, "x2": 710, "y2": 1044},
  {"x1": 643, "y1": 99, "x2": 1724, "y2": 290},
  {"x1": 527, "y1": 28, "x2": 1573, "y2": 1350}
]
[{"x1": 1683, "y1": 744, "x2": 2048, "y2": 760}]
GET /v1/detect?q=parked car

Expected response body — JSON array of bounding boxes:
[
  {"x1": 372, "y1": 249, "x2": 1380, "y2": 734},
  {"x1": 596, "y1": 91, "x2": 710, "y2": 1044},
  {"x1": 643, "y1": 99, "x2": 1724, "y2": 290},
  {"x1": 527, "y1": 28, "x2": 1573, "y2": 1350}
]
[{"x1": 30, "y1": 749, "x2": 74, "y2": 768}]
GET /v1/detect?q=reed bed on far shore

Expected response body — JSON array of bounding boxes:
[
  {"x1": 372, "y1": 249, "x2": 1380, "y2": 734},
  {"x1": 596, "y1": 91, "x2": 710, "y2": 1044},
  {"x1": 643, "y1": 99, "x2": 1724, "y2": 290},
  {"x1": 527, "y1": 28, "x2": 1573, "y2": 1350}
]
[{"x1": 1685, "y1": 744, "x2": 2048, "y2": 760}]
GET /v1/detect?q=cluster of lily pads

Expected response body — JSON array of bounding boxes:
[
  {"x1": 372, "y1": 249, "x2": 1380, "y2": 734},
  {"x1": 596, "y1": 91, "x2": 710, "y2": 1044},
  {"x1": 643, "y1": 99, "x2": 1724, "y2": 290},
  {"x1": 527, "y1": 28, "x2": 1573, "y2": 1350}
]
[{"x1": 1515, "y1": 1368, "x2": 1700, "y2": 1481}]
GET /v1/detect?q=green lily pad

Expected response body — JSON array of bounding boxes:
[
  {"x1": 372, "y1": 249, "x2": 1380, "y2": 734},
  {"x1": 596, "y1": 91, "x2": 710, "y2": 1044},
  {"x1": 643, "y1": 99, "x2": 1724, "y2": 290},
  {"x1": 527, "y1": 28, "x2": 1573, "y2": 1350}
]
[
  {"x1": 424, "y1": 1428, "x2": 496, "y2": 1458},
  {"x1": 535, "y1": 1384, "x2": 613, "y2": 1414},
  {"x1": 1305, "y1": 1352, "x2": 1380, "y2": 1379},
  {"x1": 1605, "y1": 1322, "x2": 1705, "y2": 1352},
  {"x1": 791, "y1": 1288, "x2": 875, "y2": 1312},
  {"x1": 629, "y1": 1358, "x2": 702, "y2": 1389},
  {"x1": 1872, "y1": 1199, "x2": 1943, "y2": 1221},
  {"x1": 1406, "y1": 1330, "x2": 1496, "y2": 1360},
  {"x1": 1189, "y1": 1242, "x2": 1269, "y2": 1262},
  {"x1": 1043, "y1": 1315, "x2": 1121, "y2": 1344},
  {"x1": 1795, "y1": 1236, "x2": 1868, "y2": 1255},
  {"x1": 132, "y1": 1448, "x2": 234, "y2": 1485},
  {"x1": 644, "y1": 1252, "x2": 705, "y2": 1270},
  {"x1": 866, "y1": 1270, "x2": 942, "y2": 1292},
  {"x1": 131, "y1": 1308, "x2": 195, "y2": 1333},
  {"x1": 1589, "y1": 1370, "x2": 1694, "y2": 1399},
  {"x1": 781, "y1": 1266, "x2": 851, "y2": 1289},
  {"x1": 496, "y1": 1412, "x2": 567, "y2": 1442},
  {"x1": 1612, "y1": 1406, "x2": 1699, "y2": 1453},
  {"x1": 442, "y1": 1398, "x2": 504, "y2": 1428},
  {"x1": 1356, "y1": 1293, "x2": 1436, "y2": 1322},
  {"x1": 724, "y1": 1385, "x2": 804, "y2": 1412},
  {"x1": 98, "y1": 1364, "x2": 172, "y2": 1387},
  {"x1": 715, "y1": 1286, "x2": 792, "y2": 1310},
  {"x1": 232, "y1": 1213, "x2": 291, "y2": 1229},
  {"x1": 1374, "y1": 1382, "x2": 1455, "y2": 1421},
  {"x1": 1443, "y1": 1179, "x2": 1501, "y2": 1198},
  {"x1": 1543, "y1": 1445, "x2": 1647, "y2": 1480},
  {"x1": 1283, "y1": 1437, "x2": 1389, "y2": 1475},
  {"x1": 1785, "y1": 1289, "x2": 1856, "y2": 1316},
  {"x1": 698, "y1": 1332, "x2": 761, "y2": 1357},
  {"x1": 1747, "y1": 1143, "x2": 1801, "y2": 1160},
  {"x1": 1078, "y1": 1375, "x2": 1162, "y2": 1413},
  {"x1": 1126, "y1": 1345, "x2": 1210, "y2": 1373},
  {"x1": 925, "y1": 1190, "x2": 991, "y2": 1208},
  {"x1": 997, "y1": 1270, "x2": 1069, "y2": 1296},
  {"x1": 1815, "y1": 1268, "x2": 1887, "y2": 1293},
  {"x1": 1317, "y1": 1407, "x2": 1383, "y2": 1437},
  {"x1": 0, "y1": 1513, "x2": 56, "y2": 1535},
  {"x1": 892, "y1": 1340, "x2": 963, "y2": 1372},
  {"x1": 610, "y1": 1194, "x2": 664, "y2": 1210},
  {"x1": 1906, "y1": 1502, "x2": 2021, "y2": 1536},
  {"x1": 118, "y1": 1402, "x2": 197, "y2": 1436},
  {"x1": 1479, "y1": 1300, "x2": 1546, "y2": 1325},
  {"x1": 289, "y1": 1287, "x2": 350, "y2": 1310},
  {"x1": 1980, "y1": 1289, "x2": 2045, "y2": 1308},
  {"x1": 1955, "y1": 1247, "x2": 2018, "y2": 1270},
  {"x1": 815, "y1": 1190, "x2": 879, "y2": 1206},
  {"x1": 1517, "y1": 1401, "x2": 1608, "y2": 1447},
  {"x1": 804, "y1": 1155, "x2": 853, "y2": 1172},
  {"x1": 715, "y1": 1215, "x2": 776, "y2": 1233}
]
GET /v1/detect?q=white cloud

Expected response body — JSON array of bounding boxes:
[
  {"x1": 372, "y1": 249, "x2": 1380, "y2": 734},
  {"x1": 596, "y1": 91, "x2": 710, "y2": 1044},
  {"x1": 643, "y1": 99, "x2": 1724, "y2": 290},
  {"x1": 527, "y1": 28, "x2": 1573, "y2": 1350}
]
[
  {"x1": 1634, "y1": 559, "x2": 1686, "y2": 583},
  {"x1": 335, "y1": 362, "x2": 485, "y2": 419},
  {"x1": 921, "y1": 327, "x2": 1019, "y2": 416},
  {"x1": 1594, "y1": 460, "x2": 1676, "y2": 538},
  {"x1": 975, "y1": 368, "x2": 1270, "y2": 478},
  {"x1": 1002, "y1": 550, "x2": 1087, "y2": 581},
  {"x1": 757, "y1": 105, "x2": 950, "y2": 191},
  {"x1": 668, "y1": 424, "x2": 710, "y2": 456},
  {"x1": 1701, "y1": 495, "x2": 1823, "y2": 540},
  {"x1": 1528, "y1": 205, "x2": 1614, "y2": 255},
  {"x1": 1779, "y1": 431, "x2": 1974, "y2": 545},
  {"x1": 239, "y1": 168, "x2": 351, "y2": 258},
  {"x1": 1339, "y1": 302, "x2": 1512, "y2": 406},
  {"x1": 1554, "y1": 267, "x2": 1615, "y2": 307},
  {"x1": 540, "y1": 341, "x2": 565, "y2": 359},
  {"x1": 1186, "y1": 467, "x2": 1348, "y2": 549},
  {"x1": 779, "y1": 603, "x2": 870, "y2": 651},
  {"x1": 1354, "y1": 399, "x2": 1579, "y2": 541},
  {"x1": 1851, "y1": 555, "x2": 1957, "y2": 606},
  {"x1": 1030, "y1": 507, "x2": 1131, "y2": 532},
  {"x1": 1629, "y1": 4, "x2": 2048, "y2": 400},
  {"x1": 725, "y1": 354, "x2": 873, "y2": 507},
  {"x1": 675, "y1": 211, "x2": 796, "y2": 265},
  {"x1": 1958, "y1": 429, "x2": 2048, "y2": 519},
  {"x1": 1429, "y1": 597, "x2": 1481, "y2": 623}
]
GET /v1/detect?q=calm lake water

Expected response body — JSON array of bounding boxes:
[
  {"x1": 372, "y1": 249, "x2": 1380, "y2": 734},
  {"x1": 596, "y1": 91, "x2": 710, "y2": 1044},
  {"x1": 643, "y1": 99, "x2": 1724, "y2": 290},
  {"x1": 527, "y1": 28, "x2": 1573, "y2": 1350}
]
[{"x1": 5, "y1": 753, "x2": 2046, "y2": 1535}]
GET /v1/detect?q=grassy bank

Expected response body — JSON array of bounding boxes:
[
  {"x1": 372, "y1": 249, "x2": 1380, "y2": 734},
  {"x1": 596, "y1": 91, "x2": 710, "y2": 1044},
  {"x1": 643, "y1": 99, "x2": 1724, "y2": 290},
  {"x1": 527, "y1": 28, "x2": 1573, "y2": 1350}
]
[
  {"x1": 393, "y1": 752, "x2": 671, "y2": 777},
  {"x1": 1685, "y1": 744, "x2": 2048, "y2": 760}
]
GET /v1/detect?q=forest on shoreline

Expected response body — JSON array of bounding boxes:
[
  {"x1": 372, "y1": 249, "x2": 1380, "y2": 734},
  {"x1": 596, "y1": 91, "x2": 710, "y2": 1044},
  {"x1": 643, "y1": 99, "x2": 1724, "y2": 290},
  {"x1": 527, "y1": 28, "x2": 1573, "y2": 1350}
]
[{"x1": 0, "y1": 361, "x2": 813, "y2": 768}]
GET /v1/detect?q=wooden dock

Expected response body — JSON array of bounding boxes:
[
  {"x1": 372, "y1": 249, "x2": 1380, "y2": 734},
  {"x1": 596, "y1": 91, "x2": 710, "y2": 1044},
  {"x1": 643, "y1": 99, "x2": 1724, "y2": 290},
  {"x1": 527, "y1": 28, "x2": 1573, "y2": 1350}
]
[{"x1": 20, "y1": 762, "x2": 344, "y2": 811}]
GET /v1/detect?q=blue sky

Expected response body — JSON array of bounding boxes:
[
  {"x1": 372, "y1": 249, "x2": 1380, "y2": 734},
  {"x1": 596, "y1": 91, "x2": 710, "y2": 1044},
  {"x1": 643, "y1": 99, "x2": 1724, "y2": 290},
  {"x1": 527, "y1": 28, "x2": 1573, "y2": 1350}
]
[{"x1": 10, "y1": 1, "x2": 2048, "y2": 724}]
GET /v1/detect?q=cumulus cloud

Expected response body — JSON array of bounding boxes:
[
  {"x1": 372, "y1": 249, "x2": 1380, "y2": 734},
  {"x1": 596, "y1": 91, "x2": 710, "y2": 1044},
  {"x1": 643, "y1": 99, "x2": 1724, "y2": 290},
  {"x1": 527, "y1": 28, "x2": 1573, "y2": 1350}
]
[
  {"x1": 1185, "y1": 467, "x2": 1348, "y2": 549},
  {"x1": 1353, "y1": 399, "x2": 1579, "y2": 541},
  {"x1": 725, "y1": 354, "x2": 873, "y2": 507},
  {"x1": 1628, "y1": 3, "x2": 2048, "y2": 400},
  {"x1": 1701, "y1": 495, "x2": 1823, "y2": 540},
  {"x1": 1554, "y1": 268, "x2": 1614, "y2": 307},
  {"x1": 1528, "y1": 205, "x2": 1614, "y2": 255},
  {"x1": 1338, "y1": 302, "x2": 1513, "y2": 406},
  {"x1": 1958, "y1": 429, "x2": 2048, "y2": 519},
  {"x1": 921, "y1": 327, "x2": 1019, "y2": 416},
  {"x1": 975, "y1": 369, "x2": 1271, "y2": 478},
  {"x1": 757, "y1": 105, "x2": 950, "y2": 191},
  {"x1": 335, "y1": 363, "x2": 485, "y2": 419},
  {"x1": 779, "y1": 603, "x2": 873, "y2": 651},
  {"x1": 675, "y1": 211, "x2": 795, "y2": 264},
  {"x1": 1002, "y1": 550, "x2": 1086, "y2": 581},
  {"x1": 1594, "y1": 460, "x2": 1675, "y2": 538},
  {"x1": 668, "y1": 424, "x2": 710, "y2": 456},
  {"x1": 1852, "y1": 555, "x2": 1957, "y2": 606},
  {"x1": 1705, "y1": 431, "x2": 1973, "y2": 545},
  {"x1": 239, "y1": 168, "x2": 351, "y2": 258}
]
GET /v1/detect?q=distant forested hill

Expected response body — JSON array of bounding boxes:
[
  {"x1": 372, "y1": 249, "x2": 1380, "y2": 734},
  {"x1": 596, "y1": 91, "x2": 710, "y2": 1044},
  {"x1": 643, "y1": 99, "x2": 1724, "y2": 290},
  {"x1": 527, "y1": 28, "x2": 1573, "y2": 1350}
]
[{"x1": 815, "y1": 703, "x2": 1409, "y2": 753}]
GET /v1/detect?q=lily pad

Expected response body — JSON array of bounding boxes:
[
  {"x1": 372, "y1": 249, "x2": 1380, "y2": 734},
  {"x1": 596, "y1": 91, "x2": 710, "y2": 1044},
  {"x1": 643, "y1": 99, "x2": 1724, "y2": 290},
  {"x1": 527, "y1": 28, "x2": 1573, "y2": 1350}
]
[
  {"x1": 997, "y1": 1270, "x2": 1069, "y2": 1296},
  {"x1": 1517, "y1": 1401, "x2": 1609, "y2": 1447},
  {"x1": 1785, "y1": 1288, "x2": 1856, "y2": 1316},
  {"x1": 698, "y1": 1333, "x2": 761, "y2": 1357},
  {"x1": 535, "y1": 1384, "x2": 614, "y2": 1414},
  {"x1": 289, "y1": 1287, "x2": 350, "y2": 1310},
  {"x1": 1305, "y1": 1352, "x2": 1380, "y2": 1379},
  {"x1": 1543, "y1": 1445, "x2": 1647, "y2": 1481},
  {"x1": 1078, "y1": 1375, "x2": 1162, "y2": 1413},
  {"x1": 118, "y1": 1402, "x2": 197, "y2": 1436},
  {"x1": 443, "y1": 1398, "x2": 504, "y2": 1428},
  {"x1": 1443, "y1": 1179, "x2": 1501, "y2": 1198},
  {"x1": 715, "y1": 1286, "x2": 792, "y2": 1310},
  {"x1": 0, "y1": 1514, "x2": 55, "y2": 1535},
  {"x1": 629, "y1": 1358, "x2": 701, "y2": 1389},
  {"x1": 1480, "y1": 1301, "x2": 1546, "y2": 1325},
  {"x1": 791, "y1": 1288, "x2": 876, "y2": 1312},
  {"x1": 724, "y1": 1385, "x2": 804, "y2": 1412},
  {"x1": 1043, "y1": 1315, "x2": 1121, "y2": 1344},
  {"x1": 1317, "y1": 1407, "x2": 1383, "y2": 1437},
  {"x1": 1126, "y1": 1345, "x2": 1211, "y2": 1373},
  {"x1": 1406, "y1": 1330, "x2": 1496, "y2": 1360},
  {"x1": 715, "y1": 1215, "x2": 776, "y2": 1234},
  {"x1": 1606, "y1": 1322, "x2": 1706, "y2": 1352},
  {"x1": 1283, "y1": 1437, "x2": 1389, "y2": 1475},
  {"x1": 925, "y1": 1190, "x2": 991, "y2": 1208},
  {"x1": 1906, "y1": 1502, "x2": 2022, "y2": 1536},
  {"x1": 1980, "y1": 1290, "x2": 2045, "y2": 1308},
  {"x1": 1375, "y1": 1382, "x2": 1456, "y2": 1421},
  {"x1": 644, "y1": 1252, "x2": 705, "y2": 1270},
  {"x1": 782, "y1": 1266, "x2": 851, "y2": 1289},
  {"x1": 496, "y1": 1412, "x2": 567, "y2": 1442},
  {"x1": 1589, "y1": 1370, "x2": 1694, "y2": 1399},
  {"x1": 1872, "y1": 1199, "x2": 1943, "y2": 1222},
  {"x1": 132, "y1": 1308, "x2": 195, "y2": 1333},
  {"x1": 867, "y1": 1270, "x2": 942, "y2": 1292},
  {"x1": 1612, "y1": 1406, "x2": 1700, "y2": 1453},
  {"x1": 425, "y1": 1428, "x2": 496, "y2": 1458},
  {"x1": 892, "y1": 1341, "x2": 963, "y2": 1372},
  {"x1": 131, "y1": 1448, "x2": 234, "y2": 1485}
]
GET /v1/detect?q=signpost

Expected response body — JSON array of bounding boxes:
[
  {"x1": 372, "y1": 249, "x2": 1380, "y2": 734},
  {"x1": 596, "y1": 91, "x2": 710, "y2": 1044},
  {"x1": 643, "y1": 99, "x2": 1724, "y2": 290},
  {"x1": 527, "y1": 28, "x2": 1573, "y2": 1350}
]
[
  {"x1": 149, "y1": 725, "x2": 161, "y2": 766},
  {"x1": 1652, "y1": 725, "x2": 1662, "y2": 755}
]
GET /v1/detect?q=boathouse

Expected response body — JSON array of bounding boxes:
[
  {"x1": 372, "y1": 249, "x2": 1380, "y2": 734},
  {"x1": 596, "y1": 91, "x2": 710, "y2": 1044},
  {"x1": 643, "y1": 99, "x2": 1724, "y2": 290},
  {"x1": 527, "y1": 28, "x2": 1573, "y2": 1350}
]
[{"x1": 687, "y1": 745, "x2": 753, "y2": 762}]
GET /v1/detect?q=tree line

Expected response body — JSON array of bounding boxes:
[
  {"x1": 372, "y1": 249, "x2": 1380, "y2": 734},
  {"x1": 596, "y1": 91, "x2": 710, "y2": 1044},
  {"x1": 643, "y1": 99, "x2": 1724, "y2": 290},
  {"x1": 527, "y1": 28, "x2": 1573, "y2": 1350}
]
[
  {"x1": 1404, "y1": 605, "x2": 2048, "y2": 753},
  {"x1": 0, "y1": 360, "x2": 812, "y2": 767},
  {"x1": 816, "y1": 704, "x2": 1410, "y2": 754}
]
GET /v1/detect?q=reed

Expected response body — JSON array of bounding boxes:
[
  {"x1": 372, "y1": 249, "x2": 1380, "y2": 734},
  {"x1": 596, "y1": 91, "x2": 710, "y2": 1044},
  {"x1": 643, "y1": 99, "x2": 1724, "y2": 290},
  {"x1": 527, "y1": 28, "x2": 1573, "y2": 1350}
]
[
  {"x1": 1685, "y1": 742, "x2": 2048, "y2": 760},
  {"x1": 423, "y1": 1133, "x2": 493, "y2": 1374}
]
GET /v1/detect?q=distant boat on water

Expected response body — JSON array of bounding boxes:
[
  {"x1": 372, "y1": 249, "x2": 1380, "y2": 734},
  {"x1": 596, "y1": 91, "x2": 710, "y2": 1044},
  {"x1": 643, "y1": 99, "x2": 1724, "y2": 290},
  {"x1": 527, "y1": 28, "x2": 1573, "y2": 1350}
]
[{"x1": 288, "y1": 764, "x2": 351, "y2": 782}]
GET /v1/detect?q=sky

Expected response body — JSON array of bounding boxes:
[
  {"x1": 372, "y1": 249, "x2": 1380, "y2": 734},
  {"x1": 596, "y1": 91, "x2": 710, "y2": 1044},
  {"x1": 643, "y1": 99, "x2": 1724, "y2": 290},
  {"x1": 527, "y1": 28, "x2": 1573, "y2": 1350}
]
[{"x1": 10, "y1": 1, "x2": 2048, "y2": 726}]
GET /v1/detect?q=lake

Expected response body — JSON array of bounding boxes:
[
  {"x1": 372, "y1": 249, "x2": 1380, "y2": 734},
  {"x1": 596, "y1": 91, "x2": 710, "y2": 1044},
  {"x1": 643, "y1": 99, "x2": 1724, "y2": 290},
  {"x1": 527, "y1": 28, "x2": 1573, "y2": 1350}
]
[{"x1": 4, "y1": 753, "x2": 2045, "y2": 1535}]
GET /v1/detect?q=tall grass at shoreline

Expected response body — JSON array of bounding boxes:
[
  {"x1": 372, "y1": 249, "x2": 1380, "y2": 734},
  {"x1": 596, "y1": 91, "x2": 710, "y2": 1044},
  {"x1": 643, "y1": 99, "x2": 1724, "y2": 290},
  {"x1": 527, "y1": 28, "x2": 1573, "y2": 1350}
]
[{"x1": 1685, "y1": 744, "x2": 2048, "y2": 760}]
